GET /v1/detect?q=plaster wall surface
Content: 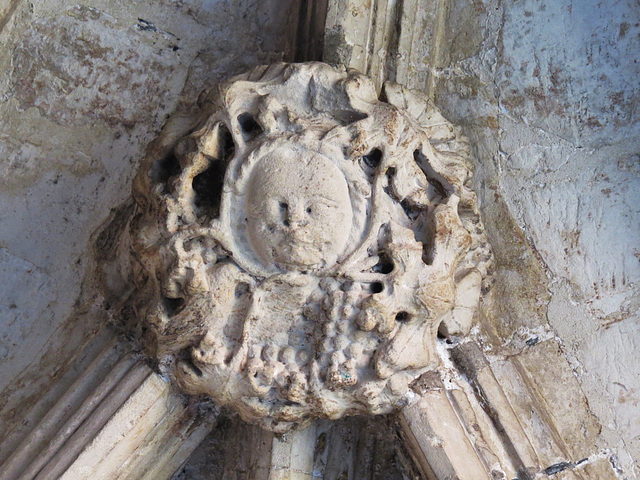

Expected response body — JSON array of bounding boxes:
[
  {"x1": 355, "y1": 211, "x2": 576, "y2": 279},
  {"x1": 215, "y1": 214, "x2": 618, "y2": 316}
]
[
  {"x1": 433, "y1": 0, "x2": 640, "y2": 475},
  {"x1": 0, "y1": 0, "x2": 298, "y2": 432}
]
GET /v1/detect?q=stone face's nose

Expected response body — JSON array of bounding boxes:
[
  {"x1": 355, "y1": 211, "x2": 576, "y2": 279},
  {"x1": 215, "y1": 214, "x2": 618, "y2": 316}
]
[{"x1": 284, "y1": 200, "x2": 307, "y2": 227}]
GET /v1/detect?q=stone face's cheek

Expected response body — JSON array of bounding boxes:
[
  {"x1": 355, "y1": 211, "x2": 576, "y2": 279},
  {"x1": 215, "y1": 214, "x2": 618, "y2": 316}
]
[
  {"x1": 263, "y1": 200, "x2": 283, "y2": 226},
  {"x1": 321, "y1": 207, "x2": 348, "y2": 243},
  {"x1": 246, "y1": 200, "x2": 286, "y2": 266}
]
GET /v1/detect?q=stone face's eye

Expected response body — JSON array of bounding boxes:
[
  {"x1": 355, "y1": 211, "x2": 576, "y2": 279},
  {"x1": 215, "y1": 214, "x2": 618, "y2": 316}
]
[
  {"x1": 306, "y1": 207, "x2": 312, "y2": 214},
  {"x1": 279, "y1": 202, "x2": 288, "y2": 210}
]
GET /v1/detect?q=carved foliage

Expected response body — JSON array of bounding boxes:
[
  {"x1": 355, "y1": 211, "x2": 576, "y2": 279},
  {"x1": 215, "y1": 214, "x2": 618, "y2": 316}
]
[{"x1": 126, "y1": 62, "x2": 491, "y2": 431}]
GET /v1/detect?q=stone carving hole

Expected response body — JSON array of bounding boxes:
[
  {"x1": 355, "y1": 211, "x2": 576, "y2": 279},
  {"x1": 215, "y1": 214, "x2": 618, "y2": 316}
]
[{"x1": 114, "y1": 63, "x2": 492, "y2": 432}]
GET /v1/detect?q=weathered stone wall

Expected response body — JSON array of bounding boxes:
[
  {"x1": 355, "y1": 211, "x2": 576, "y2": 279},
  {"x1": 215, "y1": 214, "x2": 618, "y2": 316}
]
[
  {"x1": 0, "y1": 0, "x2": 299, "y2": 442},
  {"x1": 432, "y1": 0, "x2": 640, "y2": 476},
  {"x1": 325, "y1": 0, "x2": 639, "y2": 477}
]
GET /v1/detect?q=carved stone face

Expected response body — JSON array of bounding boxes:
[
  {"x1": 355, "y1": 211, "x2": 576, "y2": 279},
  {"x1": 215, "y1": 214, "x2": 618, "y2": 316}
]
[
  {"x1": 126, "y1": 63, "x2": 491, "y2": 432},
  {"x1": 245, "y1": 148, "x2": 353, "y2": 271}
]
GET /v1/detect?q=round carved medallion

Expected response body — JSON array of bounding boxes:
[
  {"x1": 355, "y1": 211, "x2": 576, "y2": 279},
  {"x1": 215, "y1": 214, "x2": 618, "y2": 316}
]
[{"x1": 123, "y1": 62, "x2": 491, "y2": 431}]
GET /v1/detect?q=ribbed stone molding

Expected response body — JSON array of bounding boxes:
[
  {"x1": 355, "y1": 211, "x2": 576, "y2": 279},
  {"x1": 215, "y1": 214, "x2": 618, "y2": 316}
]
[
  {"x1": 324, "y1": 0, "x2": 446, "y2": 95},
  {"x1": 0, "y1": 335, "x2": 213, "y2": 480}
]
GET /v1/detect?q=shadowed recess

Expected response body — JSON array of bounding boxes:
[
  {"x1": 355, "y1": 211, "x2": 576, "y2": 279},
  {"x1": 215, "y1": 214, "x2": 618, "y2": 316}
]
[
  {"x1": 192, "y1": 124, "x2": 235, "y2": 219},
  {"x1": 155, "y1": 151, "x2": 181, "y2": 185},
  {"x1": 163, "y1": 296, "x2": 185, "y2": 316},
  {"x1": 413, "y1": 149, "x2": 451, "y2": 199},
  {"x1": 363, "y1": 148, "x2": 382, "y2": 170},
  {"x1": 372, "y1": 252, "x2": 394, "y2": 274},
  {"x1": 237, "y1": 112, "x2": 263, "y2": 141}
]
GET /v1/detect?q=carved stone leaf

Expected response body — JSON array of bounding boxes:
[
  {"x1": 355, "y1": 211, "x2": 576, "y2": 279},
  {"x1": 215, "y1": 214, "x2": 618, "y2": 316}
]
[{"x1": 125, "y1": 62, "x2": 491, "y2": 432}]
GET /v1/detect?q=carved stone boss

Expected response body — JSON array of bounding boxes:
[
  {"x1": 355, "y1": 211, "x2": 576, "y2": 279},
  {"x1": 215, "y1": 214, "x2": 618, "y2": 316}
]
[{"x1": 125, "y1": 62, "x2": 491, "y2": 431}]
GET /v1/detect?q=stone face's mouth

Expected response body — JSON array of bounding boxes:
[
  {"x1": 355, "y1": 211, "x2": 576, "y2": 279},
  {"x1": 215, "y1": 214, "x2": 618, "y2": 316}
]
[
  {"x1": 274, "y1": 242, "x2": 324, "y2": 269},
  {"x1": 281, "y1": 225, "x2": 317, "y2": 244}
]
